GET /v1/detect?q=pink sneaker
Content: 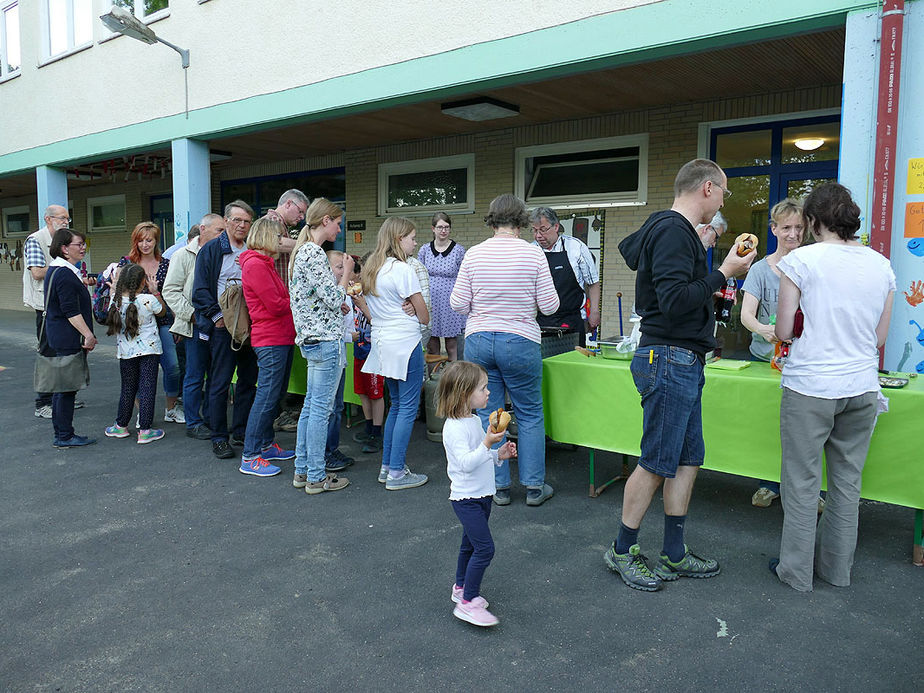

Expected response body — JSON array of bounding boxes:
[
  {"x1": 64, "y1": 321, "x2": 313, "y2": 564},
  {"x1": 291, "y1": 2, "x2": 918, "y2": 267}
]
[
  {"x1": 453, "y1": 600, "x2": 499, "y2": 627},
  {"x1": 451, "y1": 584, "x2": 488, "y2": 608}
]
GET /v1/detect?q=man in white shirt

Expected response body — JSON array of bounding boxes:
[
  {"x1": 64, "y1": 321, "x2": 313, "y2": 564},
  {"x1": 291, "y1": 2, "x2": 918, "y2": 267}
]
[
  {"x1": 23, "y1": 204, "x2": 83, "y2": 419},
  {"x1": 530, "y1": 207, "x2": 601, "y2": 346}
]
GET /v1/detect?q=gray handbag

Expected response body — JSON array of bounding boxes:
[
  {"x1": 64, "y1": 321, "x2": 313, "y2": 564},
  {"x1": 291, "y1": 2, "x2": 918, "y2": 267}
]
[{"x1": 33, "y1": 268, "x2": 91, "y2": 393}]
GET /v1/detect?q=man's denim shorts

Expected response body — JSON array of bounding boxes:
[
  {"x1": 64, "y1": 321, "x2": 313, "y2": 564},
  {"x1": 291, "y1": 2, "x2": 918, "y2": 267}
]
[{"x1": 630, "y1": 345, "x2": 706, "y2": 478}]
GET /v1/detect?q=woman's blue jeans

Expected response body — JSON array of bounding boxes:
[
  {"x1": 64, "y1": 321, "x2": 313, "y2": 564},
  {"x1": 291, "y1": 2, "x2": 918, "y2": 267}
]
[
  {"x1": 157, "y1": 323, "x2": 181, "y2": 398},
  {"x1": 295, "y1": 340, "x2": 341, "y2": 482},
  {"x1": 382, "y1": 347, "x2": 424, "y2": 471},
  {"x1": 465, "y1": 331, "x2": 545, "y2": 489},
  {"x1": 243, "y1": 345, "x2": 293, "y2": 460}
]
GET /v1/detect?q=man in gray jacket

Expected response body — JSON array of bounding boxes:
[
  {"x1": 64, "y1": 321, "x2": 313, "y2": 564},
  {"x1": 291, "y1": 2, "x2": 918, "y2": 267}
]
[{"x1": 162, "y1": 213, "x2": 225, "y2": 439}]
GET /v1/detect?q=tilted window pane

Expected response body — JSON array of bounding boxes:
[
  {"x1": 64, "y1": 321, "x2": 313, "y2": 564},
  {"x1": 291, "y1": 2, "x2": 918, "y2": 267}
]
[
  {"x1": 3, "y1": 4, "x2": 21, "y2": 73},
  {"x1": 529, "y1": 158, "x2": 639, "y2": 198},
  {"x1": 388, "y1": 169, "x2": 467, "y2": 208}
]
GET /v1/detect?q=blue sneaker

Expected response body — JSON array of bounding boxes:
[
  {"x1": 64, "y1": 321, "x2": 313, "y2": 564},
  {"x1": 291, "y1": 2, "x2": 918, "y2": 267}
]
[
  {"x1": 261, "y1": 442, "x2": 295, "y2": 461},
  {"x1": 53, "y1": 435, "x2": 97, "y2": 449},
  {"x1": 239, "y1": 456, "x2": 282, "y2": 477}
]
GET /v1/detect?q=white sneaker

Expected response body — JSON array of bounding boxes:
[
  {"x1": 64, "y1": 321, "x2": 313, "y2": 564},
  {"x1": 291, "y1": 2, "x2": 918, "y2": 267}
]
[
  {"x1": 34, "y1": 405, "x2": 53, "y2": 419},
  {"x1": 164, "y1": 404, "x2": 186, "y2": 424}
]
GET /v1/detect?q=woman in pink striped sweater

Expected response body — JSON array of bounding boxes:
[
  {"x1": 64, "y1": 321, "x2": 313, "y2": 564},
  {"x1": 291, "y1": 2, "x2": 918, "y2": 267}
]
[{"x1": 450, "y1": 194, "x2": 560, "y2": 507}]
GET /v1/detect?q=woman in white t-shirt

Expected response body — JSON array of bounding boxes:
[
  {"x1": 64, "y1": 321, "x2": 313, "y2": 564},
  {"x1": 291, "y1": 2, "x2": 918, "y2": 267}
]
[
  {"x1": 771, "y1": 182, "x2": 895, "y2": 592},
  {"x1": 361, "y1": 218, "x2": 430, "y2": 491},
  {"x1": 104, "y1": 263, "x2": 167, "y2": 444}
]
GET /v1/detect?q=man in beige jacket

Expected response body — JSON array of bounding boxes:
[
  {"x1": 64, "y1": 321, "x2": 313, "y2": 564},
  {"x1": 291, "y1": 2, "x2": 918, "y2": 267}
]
[{"x1": 163, "y1": 213, "x2": 225, "y2": 439}]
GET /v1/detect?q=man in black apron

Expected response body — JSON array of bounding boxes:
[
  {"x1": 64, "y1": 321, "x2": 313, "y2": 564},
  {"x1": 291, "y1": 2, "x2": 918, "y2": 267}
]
[{"x1": 530, "y1": 207, "x2": 600, "y2": 347}]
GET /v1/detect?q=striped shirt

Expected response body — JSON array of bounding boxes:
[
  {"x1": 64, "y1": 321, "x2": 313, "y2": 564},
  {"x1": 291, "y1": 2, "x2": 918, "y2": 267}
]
[{"x1": 450, "y1": 236, "x2": 559, "y2": 343}]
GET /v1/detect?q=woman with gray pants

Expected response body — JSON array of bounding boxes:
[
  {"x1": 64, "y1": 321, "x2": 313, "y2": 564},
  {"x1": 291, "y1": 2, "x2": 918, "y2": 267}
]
[{"x1": 771, "y1": 182, "x2": 895, "y2": 592}]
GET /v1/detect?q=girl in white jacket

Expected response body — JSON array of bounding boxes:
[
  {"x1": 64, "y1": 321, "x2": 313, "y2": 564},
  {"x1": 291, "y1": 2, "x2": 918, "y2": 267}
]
[{"x1": 436, "y1": 361, "x2": 516, "y2": 628}]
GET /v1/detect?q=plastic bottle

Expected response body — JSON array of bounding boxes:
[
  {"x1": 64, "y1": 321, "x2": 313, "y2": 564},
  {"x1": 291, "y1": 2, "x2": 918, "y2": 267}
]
[{"x1": 716, "y1": 277, "x2": 737, "y2": 325}]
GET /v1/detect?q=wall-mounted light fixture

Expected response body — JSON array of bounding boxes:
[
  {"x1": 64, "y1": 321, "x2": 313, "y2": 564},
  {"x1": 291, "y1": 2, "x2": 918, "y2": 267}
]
[
  {"x1": 100, "y1": 6, "x2": 191, "y2": 117},
  {"x1": 441, "y1": 97, "x2": 520, "y2": 122},
  {"x1": 794, "y1": 138, "x2": 825, "y2": 151}
]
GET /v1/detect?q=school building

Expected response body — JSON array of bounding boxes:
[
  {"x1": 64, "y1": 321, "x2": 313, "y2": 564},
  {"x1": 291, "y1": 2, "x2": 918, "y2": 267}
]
[{"x1": 1, "y1": 0, "x2": 922, "y2": 369}]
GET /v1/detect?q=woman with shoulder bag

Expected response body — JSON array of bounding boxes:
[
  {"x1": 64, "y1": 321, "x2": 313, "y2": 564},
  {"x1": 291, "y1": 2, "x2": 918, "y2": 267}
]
[{"x1": 41, "y1": 228, "x2": 98, "y2": 448}]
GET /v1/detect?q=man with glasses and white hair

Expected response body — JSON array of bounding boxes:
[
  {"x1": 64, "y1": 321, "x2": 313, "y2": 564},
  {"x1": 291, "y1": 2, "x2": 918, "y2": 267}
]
[
  {"x1": 530, "y1": 206, "x2": 600, "y2": 347},
  {"x1": 24, "y1": 204, "x2": 83, "y2": 419},
  {"x1": 266, "y1": 189, "x2": 310, "y2": 283},
  {"x1": 695, "y1": 211, "x2": 728, "y2": 249}
]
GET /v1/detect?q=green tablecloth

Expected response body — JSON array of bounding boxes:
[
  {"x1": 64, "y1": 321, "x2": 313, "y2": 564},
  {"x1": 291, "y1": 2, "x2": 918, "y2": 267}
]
[
  {"x1": 542, "y1": 351, "x2": 924, "y2": 510},
  {"x1": 287, "y1": 342, "x2": 362, "y2": 406}
]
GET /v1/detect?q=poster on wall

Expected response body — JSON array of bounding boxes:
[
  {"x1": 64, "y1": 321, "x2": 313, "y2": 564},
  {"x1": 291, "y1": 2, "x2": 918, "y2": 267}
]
[{"x1": 555, "y1": 209, "x2": 606, "y2": 341}]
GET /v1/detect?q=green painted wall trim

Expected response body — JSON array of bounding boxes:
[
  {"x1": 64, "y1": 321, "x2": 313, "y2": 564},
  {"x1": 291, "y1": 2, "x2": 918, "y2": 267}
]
[{"x1": 0, "y1": 0, "x2": 877, "y2": 177}]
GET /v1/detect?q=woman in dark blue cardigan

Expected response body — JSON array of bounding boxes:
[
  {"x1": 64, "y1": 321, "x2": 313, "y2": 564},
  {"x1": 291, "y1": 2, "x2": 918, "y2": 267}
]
[{"x1": 43, "y1": 228, "x2": 98, "y2": 448}]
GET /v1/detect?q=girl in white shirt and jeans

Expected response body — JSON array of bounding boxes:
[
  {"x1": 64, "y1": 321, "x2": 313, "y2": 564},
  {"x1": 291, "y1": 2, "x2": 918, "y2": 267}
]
[
  {"x1": 437, "y1": 360, "x2": 516, "y2": 627},
  {"x1": 361, "y1": 218, "x2": 430, "y2": 490},
  {"x1": 772, "y1": 182, "x2": 895, "y2": 592}
]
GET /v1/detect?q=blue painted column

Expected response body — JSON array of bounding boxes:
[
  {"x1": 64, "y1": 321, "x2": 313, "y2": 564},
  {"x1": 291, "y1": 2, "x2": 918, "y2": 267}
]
[
  {"x1": 35, "y1": 165, "x2": 68, "y2": 216},
  {"x1": 171, "y1": 138, "x2": 211, "y2": 244}
]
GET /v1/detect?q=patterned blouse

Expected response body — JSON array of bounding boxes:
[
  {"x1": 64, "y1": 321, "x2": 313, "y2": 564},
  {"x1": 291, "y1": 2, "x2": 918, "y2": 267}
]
[
  {"x1": 289, "y1": 241, "x2": 346, "y2": 344},
  {"x1": 117, "y1": 255, "x2": 173, "y2": 328}
]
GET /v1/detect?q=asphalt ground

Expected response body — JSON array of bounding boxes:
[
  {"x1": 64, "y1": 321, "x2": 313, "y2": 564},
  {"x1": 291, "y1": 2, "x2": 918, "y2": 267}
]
[{"x1": 1, "y1": 309, "x2": 921, "y2": 691}]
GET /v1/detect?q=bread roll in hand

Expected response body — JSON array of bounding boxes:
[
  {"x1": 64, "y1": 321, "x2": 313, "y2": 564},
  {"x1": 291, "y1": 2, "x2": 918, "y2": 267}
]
[{"x1": 489, "y1": 408, "x2": 511, "y2": 434}]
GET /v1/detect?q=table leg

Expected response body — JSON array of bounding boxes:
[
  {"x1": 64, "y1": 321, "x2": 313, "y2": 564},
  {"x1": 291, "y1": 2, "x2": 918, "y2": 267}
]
[
  {"x1": 914, "y1": 509, "x2": 923, "y2": 567},
  {"x1": 589, "y1": 450, "x2": 632, "y2": 498}
]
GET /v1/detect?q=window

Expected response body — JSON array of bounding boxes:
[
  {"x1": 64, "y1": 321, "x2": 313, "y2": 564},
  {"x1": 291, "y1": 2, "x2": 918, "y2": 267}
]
[
  {"x1": 111, "y1": 0, "x2": 169, "y2": 22},
  {"x1": 1, "y1": 1, "x2": 20, "y2": 79},
  {"x1": 87, "y1": 195, "x2": 126, "y2": 233},
  {"x1": 378, "y1": 155, "x2": 474, "y2": 216},
  {"x1": 43, "y1": 0, "x2": 93, "y2": 60},
  {"x1": 515, "y1": 135, "x2": 648, "y2": 209},
  {"x1": 2, "y1": 205, "x2": 30, "y2": 237}
]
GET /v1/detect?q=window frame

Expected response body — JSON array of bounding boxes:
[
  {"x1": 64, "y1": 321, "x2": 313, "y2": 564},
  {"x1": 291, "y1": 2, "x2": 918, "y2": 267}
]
[
  {"x1": 108, "y1": 0, "x2": 170, "y2": 24},
  {"x1": 0, "y1": 0, "x2": 20, "y2": 81},
  {"x1": 515, "y1": 134, "x2": 649, "y2": 210},
  {"x1": 377, "y1": 154, "x2": 475, "y2": 217},
  {"x1": 40, "y1": 0, "x2": 95, "y2": 63},
  {"x1": 86, "y1": 194, "x2": 127, "y2": 234},
  {"x1": 1, "y1": 204, "x2": 31, "y2": 238}
]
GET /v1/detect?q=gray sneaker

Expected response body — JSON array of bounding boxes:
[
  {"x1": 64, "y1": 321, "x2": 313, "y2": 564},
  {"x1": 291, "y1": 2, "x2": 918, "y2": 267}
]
[
  {"x1": 293, "y1": 472, "x2": 307, "y2": 488},
  {"x1": 305, "y1": 473, "x2": 350, "y2": 494},
  {"x1": 379, "y1": 465, "x2": 408, "y2": 483},
  {"x1": 652, "y1": 545, "x2": 720, "y2": 581},
  {"x1": 604, "y1": 544, "x2": 663, "y2": 592},
  {"x1": 385, "y1": 469, "x2": 428, "y2": 491},
  {"x1": 525, "y1": 483, "x2": 554, "y2": 506}
]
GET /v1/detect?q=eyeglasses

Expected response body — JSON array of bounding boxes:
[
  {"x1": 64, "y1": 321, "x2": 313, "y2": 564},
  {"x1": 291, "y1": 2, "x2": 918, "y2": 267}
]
[
  {"x1": 49, "y1": 215, "x2": 71, "y2": 222},
  {"x1": 532, "y1": 225, "x2": 554, "y2": 235},
  {"x1": 710, "y1": 181, "x2": 733, "y2": 198},
  {"x1": 434, "y1": 225, "x2": 451, "y2": 231},
  {"x1": 227, "y1": 217, "x2": 252, "y2": 226},
  {"x1": 66, "y1": 241, "x2": 87, "y2": 248}
]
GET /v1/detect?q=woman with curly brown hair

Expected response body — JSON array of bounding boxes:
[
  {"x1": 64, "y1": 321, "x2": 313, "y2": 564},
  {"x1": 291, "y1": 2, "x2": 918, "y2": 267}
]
[{"x1": 450, "y1": 194, "x2": 559, "y2": 507}]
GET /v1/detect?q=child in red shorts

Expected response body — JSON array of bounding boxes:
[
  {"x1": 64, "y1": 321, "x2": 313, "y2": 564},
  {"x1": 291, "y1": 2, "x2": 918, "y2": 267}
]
[{"x1": 350, "y1": 256, "x2": 385, "y2": 453}]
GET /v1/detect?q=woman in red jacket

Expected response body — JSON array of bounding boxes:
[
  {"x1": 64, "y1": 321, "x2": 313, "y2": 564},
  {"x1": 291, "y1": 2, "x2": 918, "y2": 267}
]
[{"x1": 238, "y1": 216, "x2": 297, "y2": 477}]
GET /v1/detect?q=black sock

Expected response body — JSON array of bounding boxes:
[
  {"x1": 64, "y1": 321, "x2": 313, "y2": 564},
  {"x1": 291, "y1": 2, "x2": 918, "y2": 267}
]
[
  {"x1": 662, "y1": 514, "x2": 687, "y2": 562},
  {"x1": 614, "y1": 523, "x2": 640, "y2": 554},
  {"x1": 372, "y1": 424, "x2": 382, "y2": 437},
  {"x1": 365, "y1": 420, "x2": 374, "y2": 435}
]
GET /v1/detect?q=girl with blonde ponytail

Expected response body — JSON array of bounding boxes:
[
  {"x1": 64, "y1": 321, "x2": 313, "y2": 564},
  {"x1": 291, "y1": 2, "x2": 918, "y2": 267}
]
[{"x1": 289, "y1": 198, "x2": 354, "y2": 494}]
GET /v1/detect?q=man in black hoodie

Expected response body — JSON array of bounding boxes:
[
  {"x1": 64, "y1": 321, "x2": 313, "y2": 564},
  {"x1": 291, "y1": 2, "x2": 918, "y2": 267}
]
[{"x1": 604, "y1": 159, "x2": 754, "y2": 591}]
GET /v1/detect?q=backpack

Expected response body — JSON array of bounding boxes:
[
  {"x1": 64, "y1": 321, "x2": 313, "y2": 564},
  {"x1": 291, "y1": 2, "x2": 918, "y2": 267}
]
[
  {"x1": 92, "y1": 272, "x2": 112, "y2": 325},
  {"x1": 218, "y1": 278, "x2": 251, "y2": 351}
]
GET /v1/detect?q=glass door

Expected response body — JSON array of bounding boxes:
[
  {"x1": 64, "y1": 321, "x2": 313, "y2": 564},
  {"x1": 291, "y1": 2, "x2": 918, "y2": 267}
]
[
  {"x1": 150, "y1": 194, "x2": 174, "y2": 250},
  {"x1": 710, "y1": 115, "x2": 840, "y2": 359}
]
